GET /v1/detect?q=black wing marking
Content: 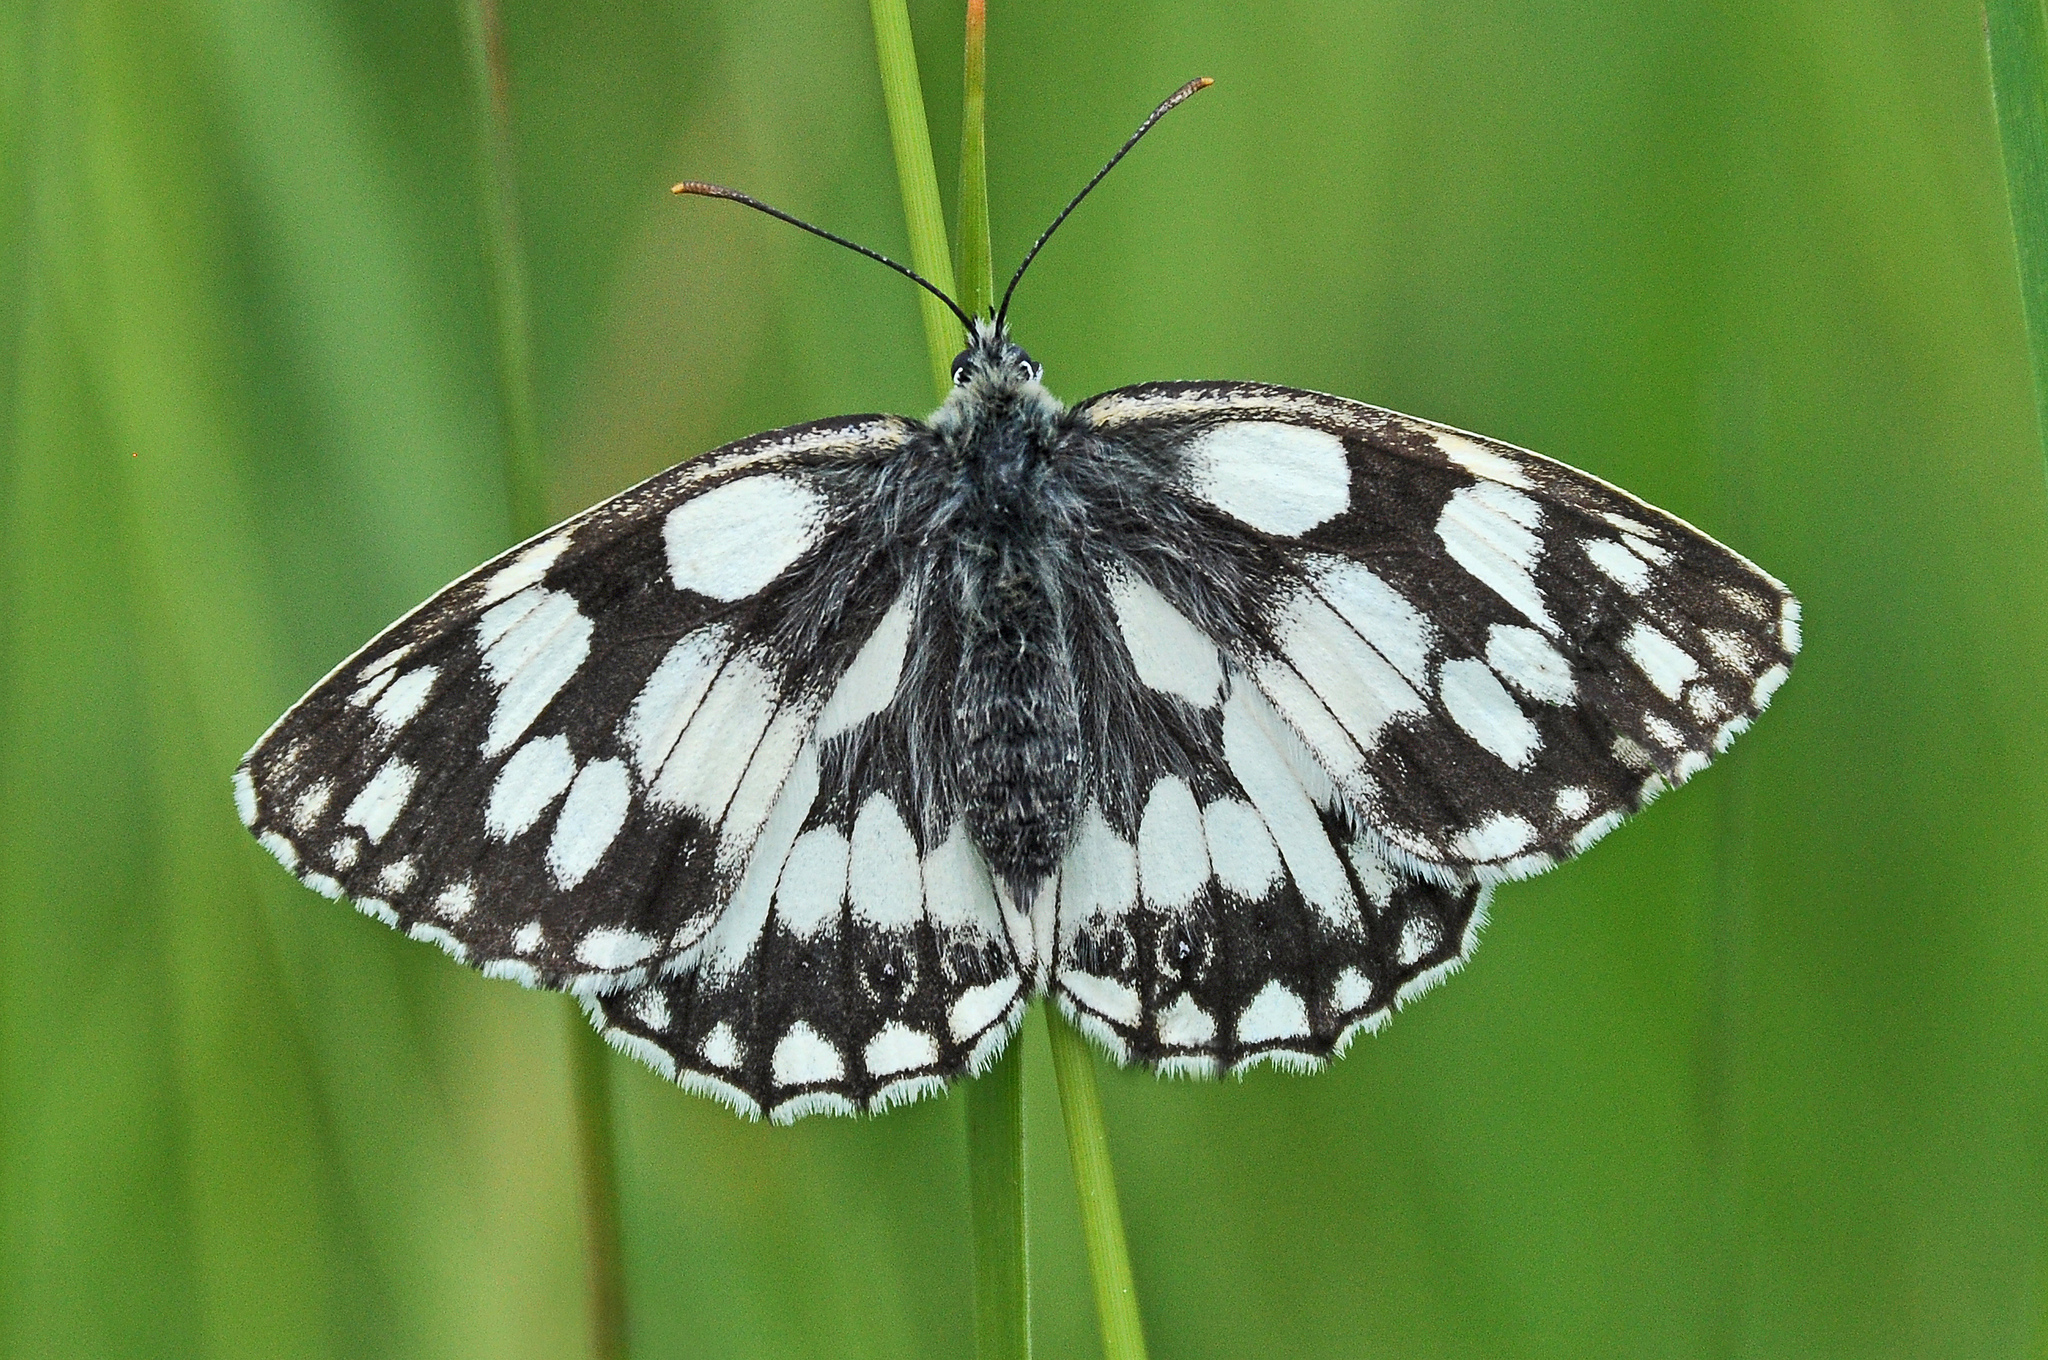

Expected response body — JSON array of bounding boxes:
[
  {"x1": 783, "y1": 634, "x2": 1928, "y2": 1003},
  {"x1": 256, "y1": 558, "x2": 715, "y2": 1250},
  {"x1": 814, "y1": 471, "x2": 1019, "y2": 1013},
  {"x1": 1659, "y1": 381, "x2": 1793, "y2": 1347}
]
[
  {"x1": 1072, "y1": 381, "x2": 1799, "y2": 881},
  {"x1": 236, "y1": 415, "x2": 923, "y2": 1000}
]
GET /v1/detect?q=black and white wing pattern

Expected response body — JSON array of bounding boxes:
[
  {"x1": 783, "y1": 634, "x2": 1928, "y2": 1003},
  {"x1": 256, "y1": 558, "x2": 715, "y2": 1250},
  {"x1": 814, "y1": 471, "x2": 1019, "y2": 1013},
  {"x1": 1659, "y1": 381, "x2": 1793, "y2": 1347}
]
[
  {"x1": 236, "y1": 415, "x2": 927, "y2": 1003},
  {"x1": 1047, "y1": 380, "x2": 1797, "y2": 1071}
]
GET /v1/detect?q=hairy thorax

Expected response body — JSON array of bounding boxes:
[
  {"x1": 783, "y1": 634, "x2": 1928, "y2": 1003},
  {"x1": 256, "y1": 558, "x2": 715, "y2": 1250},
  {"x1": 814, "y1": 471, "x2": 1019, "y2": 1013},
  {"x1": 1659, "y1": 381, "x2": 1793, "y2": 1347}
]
[{"x1": 928, "y1": 375, "x2": 1082, "y2": 900}]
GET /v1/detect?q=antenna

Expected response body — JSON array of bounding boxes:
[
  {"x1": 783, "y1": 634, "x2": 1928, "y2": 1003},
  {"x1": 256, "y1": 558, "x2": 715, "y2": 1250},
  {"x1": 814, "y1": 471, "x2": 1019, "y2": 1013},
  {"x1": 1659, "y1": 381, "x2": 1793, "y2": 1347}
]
[
  {"x1": 673, "y1": 181, "x2": 975, "y2": 333},
  {"x1": 675, "y1": 75, "x2": 1212, "y2": 337},
  {"x1": 994, "y1": 77, "x2": 1213, "y2": 328}
]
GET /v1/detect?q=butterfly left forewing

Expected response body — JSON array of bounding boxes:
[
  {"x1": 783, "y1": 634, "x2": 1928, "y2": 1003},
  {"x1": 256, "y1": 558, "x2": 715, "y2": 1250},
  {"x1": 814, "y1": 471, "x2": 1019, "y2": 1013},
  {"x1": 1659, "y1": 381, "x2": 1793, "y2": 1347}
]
[
  {"x1": 1074, "y1": 381, "x2": 1798, "y2": 883},
  {"x1": 237, "y1": 414, "x2": 920, "y2": 999}
]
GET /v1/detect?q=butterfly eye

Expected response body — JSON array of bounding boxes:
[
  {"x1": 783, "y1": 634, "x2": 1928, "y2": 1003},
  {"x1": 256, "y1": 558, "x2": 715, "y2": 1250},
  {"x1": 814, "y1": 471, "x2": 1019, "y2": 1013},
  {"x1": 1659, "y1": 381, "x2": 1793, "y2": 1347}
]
[{"x1": 950, "y1": 347, "x2": 975, "y2": 385}]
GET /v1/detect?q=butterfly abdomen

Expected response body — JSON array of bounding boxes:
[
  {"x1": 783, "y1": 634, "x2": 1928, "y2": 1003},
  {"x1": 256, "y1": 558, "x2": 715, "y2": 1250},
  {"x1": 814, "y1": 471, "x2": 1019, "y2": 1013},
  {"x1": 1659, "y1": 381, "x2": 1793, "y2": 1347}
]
[{"x1": 935, "y1": 383, "x2": 1088, "y2": 900}]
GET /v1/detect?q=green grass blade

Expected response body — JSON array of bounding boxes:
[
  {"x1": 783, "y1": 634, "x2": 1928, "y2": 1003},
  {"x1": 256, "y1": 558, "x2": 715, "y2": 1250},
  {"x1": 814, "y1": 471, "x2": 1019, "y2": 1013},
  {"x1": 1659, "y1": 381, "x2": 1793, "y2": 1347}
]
[
  {"x1": 460, "y1": 3, "x2": 627, "y2": 1355},
  {"x1": 952, "y1": 8, "x2": 1029, "y2": 1356},
  {"x1": 957, "y1": 0, "x2": 994, "y2": 320},
  {"x1": 1045, "y1": 1010, "x2": 1148, "y2": 1360},
  {"x1": 1987, "y1": 0, "x2": 2048, "y2": 468},
  {"x1": 870, "y1": 0, "x2": 962, "y2": 398},
  {"x1": 968, "y1": 1042, "x2": 1030, "y2": 1360}
]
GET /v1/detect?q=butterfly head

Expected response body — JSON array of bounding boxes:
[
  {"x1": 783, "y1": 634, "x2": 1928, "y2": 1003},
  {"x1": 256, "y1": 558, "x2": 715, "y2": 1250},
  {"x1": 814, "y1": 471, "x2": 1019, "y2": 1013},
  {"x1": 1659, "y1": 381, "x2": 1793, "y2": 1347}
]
[
  {"x1": 931, "y1": 318, "x2": 1063, "y2": 437},
  {"x1": 950, "y1": 318, "x2": 1041, "y2": 390}
]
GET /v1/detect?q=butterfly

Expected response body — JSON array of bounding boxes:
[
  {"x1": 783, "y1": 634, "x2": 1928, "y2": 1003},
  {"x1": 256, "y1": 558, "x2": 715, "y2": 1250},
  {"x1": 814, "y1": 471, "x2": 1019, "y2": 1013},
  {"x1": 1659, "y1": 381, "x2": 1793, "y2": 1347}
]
[{"x1": 236, "y1": 80, "x2": 1798, "y2": 1123}]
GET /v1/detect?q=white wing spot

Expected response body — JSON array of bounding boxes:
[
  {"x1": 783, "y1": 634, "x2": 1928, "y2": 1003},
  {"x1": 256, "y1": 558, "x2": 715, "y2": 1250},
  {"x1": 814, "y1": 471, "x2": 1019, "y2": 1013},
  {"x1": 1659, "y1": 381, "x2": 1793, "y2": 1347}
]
[
  {"x1": 664, "y1": 474, "x2": 827, "y2": 601},
  {"x1": 1182, "y1": 421, "x2": 1350, "y2": 535},
  {"x1": 1108, "y1": 570, "x2": 1223, "y2": 707},
  {"x1": 290, "y1": 780, "x2": 334, "y2": 831},
  {"x1": 1623, "y1": 532, "x2": 1672, "y2": 566},
  {"x1": 1436, "y1": 483, "x2": 1554, "y2": 632},
  {"x1": 1333, "y1": 968, "x2": 1373, "y2": 1012},
  {"x1": 716, "y1": 699, "x2": 816, "y2": 870},
  {"x1": 575, "y1": 926, "x2": 657, "y2": 971},
  {"x1": 1398, "y1": 916, "x2": 1443, "y2": 966},
  {"x1": 702, "y1": 1023, "x2": 741, "y2": 1069},
  {"x1": 1062, "y1": 972, "x2": 1142, "y2": 1026},
  {"x1": 480, "y1": 534, "x2": 571, "y2": 605},
  {"x1": 1308, "y1": 557, "x2": 1435, "y2": 688},
  {"x1": 477, "y1": 588, "x2": 593, "y2": 757},
  {"x1": 864, "y1": 1023, "x2": 939, "y2": 1077},
  {"x1": 1060, "y1": 804, "x2": 1138, "y2": 937},
  {"x1": 1622, "y1": 622, "x2": 1700, "y2": 700},
  {"x1": 1486, "y1": 624, "x2": 1574, "y2": 704},
  {"x1": 1721, "y1": 586, "x2": 1769, "y2": 619},
  {"x1": 1237, "y1": 981, "x2": 1311, "y2": 1043},
  {"x1": 1688, "y1": 685, "x2": 1726, "y2": 721},
  {"x1": 1554, "y1": 787, "x2": 1593, "y2": 819},
  {"x1": 1438, "y1": 658, "x2": 1539, "y2": 767},
  {"x1": 1138, "y1": 777, "x2": 1210, "y2": 912},
  {"x1": 434, "y1": 880, "x2": 476, "y2": 920},
  {"x1": 1203, "y1": 798, "x2": 1282, "y2": 899},
  {"x1": 649, "y1": 650, "x2": 777, "y2": 821},
  {"x1": 486, "y1": 735, "x2": 576, "y2": 840},
  {"x1": 1345, "y1": 839, "x2": 1397, "y2": 910},
  {"x1": 771, "y1": 1021, "x2": 844, "y2": 1086},
  {"x1": 512, "y1": 921, "x2": 544, "y2": 954},
  {"x1": 1643, "y1": 714, "x2": 1687, "y2": 749},
  {"x1": 1602, "y1": 511, "x2": 1659, "y2": 538},
  {"x1": 1273, "y1": 586, "x2": 1427, "y2": 755},
  {"x1": 1583, "y1": 538, "x2": 1652, "y2": 592},
  {"x1": 369, "y1": 665, "x2": 439, "y2": 732},
  {"x1": 1611, "y1": 735, "x2": 1656, "y2": 770},
  {"x1": 343, "y1": 759, "x2": 418, "y2": 844},
  {"x1": 630, "y1": 990, "x2": 670, "y2": 1032},
  {"x1": 776, "y1": 828, "x2": 850, "y2": 940},
  {"x1": 1452, "y1": 812, "x2": 1536, "y2": 861},
  {"x1": 1703, "y1": 629, "x2": 1757, "y2": 668},
  {"x1": 701, "y1": 742, "x2": 821, "y2": 974},
  {"x1": 923, "y1": 823, "x2": 1001, "y2": 934},
  {"x1": 548, "y1": 758, "x2": 633, "y2": 888},
  {"x1": 330, "y1": 835, "x2": 361, "y2": 870},
  {"x1": 375, "y1": 856, "x2": 416, "y2": 894},
  {"x1": 350, "y1": 670, "x2": 395, "y2": 707},
  {"x1": 1157, "y1": 992, "x2": 1217, "y2": 1047},
  {"x1": 357, "y1": 645, "x2": 412, "y2": 683},
  {"x1": 950, "y1": 978, "x2": 1021, "y2": 1042},
  {"x1": 1436, "y1": 431, "x2": 1530, "y2": 487},
  {"x1": 816, "y1": 591, "x2": 914, "y2": 740},
  {"x1": 849, "y1": 794, "x2": 923, "y2": 931},
  {"x1": 623, "y1": 627, "x2": 728, "y2": 781}
]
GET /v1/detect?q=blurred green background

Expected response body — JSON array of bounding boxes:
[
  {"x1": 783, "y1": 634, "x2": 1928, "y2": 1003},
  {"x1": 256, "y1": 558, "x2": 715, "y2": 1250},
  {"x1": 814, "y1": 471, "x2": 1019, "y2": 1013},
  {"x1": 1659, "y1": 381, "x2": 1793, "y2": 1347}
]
[{"x1": 6, "y1": 0, "x2": 2046, "y2": 1356}]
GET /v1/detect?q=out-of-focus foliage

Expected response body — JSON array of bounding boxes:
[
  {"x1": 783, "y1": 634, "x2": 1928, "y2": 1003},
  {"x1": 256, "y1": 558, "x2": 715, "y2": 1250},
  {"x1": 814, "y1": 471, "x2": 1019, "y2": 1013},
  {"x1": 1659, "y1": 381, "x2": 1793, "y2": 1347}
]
[{"x1": 5, "y1": 1, "x2": 2045, "y2": 1356}]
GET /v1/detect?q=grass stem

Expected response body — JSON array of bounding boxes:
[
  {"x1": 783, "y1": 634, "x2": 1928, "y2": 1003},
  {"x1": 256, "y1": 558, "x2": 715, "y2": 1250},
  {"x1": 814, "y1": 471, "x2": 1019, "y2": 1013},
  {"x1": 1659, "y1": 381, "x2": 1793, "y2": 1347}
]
[
  {"x1": 460, "y1": 2, "x2": 629, "y2": 1355},
  {"x1": 1986, "y1": 0, "x2": 2048, "y2": 470},
  {"x1": 870, "y1": 0, "x2": 963, "y2": 398},
  {"x1": 951, "y1": 12, "x2": 1030, "y2": 1352},
  {"x1": 1046, "y1": 1009, "x2": 1149, "y2": 1360}
]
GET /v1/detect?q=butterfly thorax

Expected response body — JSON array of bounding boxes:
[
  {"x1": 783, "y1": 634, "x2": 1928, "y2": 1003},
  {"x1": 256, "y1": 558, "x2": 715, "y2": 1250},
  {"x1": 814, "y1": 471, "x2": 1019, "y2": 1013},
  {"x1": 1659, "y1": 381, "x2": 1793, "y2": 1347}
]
[{"x1": 923, "y1": 324, "x2": 1083, "y2": 903}]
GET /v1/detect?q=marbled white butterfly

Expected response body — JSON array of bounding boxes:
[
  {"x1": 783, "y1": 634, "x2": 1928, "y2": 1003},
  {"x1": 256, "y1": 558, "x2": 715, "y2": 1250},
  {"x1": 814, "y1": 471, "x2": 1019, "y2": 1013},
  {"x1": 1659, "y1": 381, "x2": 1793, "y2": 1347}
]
[{"x1": 236, "y1": 81, "x2": 1798, "y2": 1123}]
